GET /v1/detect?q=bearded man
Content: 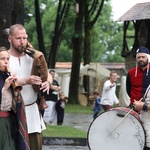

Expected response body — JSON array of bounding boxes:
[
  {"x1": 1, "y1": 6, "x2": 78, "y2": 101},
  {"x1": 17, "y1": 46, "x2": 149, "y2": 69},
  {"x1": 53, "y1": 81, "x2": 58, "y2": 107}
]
[{"x1": 126, "y1": 46, "x2": 150, "y2": 150}]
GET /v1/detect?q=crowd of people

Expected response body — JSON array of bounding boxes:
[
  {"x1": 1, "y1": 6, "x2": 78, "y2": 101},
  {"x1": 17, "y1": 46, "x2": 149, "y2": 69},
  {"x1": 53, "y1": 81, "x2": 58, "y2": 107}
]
[
  {"x1": 91, "y1": 46, "x2": 150, "y2": 150},
  {"x1": 0, "y1": 24, "x2": 64, "y2": 150},
  {"x1": 1, "y1": 23, "x2": 150, "y2": 150}
]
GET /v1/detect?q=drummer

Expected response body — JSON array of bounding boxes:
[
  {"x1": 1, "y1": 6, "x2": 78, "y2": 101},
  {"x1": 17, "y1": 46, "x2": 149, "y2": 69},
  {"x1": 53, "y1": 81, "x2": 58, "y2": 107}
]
[{"x1": 126, "y1": 46, "x2": 150, "y2": 150}]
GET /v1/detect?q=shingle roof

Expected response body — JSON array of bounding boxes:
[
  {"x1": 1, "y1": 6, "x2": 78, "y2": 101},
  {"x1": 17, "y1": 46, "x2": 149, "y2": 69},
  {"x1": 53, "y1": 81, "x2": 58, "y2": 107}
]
[
  {"x1": 117, "y1": 2, "x2": 150, "y2": 21},
  {"x1": 55, "y1": 62, "x2": 125, "y2": 70},
  {"x1": 55, "y1": 62, "x2": 72, "y2": 69}
]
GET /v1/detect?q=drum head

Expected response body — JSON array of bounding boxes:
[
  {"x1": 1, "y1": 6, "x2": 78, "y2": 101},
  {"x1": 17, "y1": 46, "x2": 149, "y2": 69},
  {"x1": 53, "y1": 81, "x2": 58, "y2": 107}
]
[{"x1": 88, "y1": 109, "x2": 145, "y2": 150}]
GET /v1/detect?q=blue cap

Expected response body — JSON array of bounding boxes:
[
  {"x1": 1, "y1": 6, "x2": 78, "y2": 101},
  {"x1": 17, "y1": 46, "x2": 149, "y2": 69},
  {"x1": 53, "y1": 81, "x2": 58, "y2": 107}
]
[
  {"x1": 136, "y1": 47, "x2": 150, "y2": 55},
  {"x1": 135, "y1": 46, "x2": 150, "y2": 77}
]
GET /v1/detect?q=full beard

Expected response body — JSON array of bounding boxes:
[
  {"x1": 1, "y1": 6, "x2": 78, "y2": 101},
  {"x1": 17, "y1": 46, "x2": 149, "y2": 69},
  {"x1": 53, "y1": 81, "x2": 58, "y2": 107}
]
[
  {"x1": 12, "y1": 43, "x2": 26, "y2": 54},
  {"x1": 138, "y1": 60, "x2": 148, "y2": 68}
]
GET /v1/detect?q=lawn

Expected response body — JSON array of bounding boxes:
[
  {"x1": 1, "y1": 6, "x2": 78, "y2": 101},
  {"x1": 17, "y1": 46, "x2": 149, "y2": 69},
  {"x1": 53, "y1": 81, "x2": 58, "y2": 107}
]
[
  {"x1": 42, "y1": 125, "x2": 87, "y2": 138},
  {"x1": 65, "y1": 104, "x2": 93, "y2": 114},
  {"x1": 42, "y1": 104, "x2": 92, "y2": 138}
]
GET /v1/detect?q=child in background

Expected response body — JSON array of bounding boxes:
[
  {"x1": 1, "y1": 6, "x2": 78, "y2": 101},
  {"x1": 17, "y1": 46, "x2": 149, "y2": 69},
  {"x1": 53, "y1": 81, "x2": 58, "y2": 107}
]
[
  {"x1": 93, "y1": 91, "x2": 102, "y2": 120},
  {"x1": 55, "y1": 92, "x2": 67, "y2": 125}
]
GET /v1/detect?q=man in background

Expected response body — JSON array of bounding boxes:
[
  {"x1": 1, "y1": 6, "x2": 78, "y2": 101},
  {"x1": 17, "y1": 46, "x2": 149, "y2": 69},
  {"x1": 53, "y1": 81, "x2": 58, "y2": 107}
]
[
  {"x1": 43, "y1": 70, "x2": 61, "y2": 124},
  {"x1": 100, "y1": 71, "x2": 119, "y2": 111}
]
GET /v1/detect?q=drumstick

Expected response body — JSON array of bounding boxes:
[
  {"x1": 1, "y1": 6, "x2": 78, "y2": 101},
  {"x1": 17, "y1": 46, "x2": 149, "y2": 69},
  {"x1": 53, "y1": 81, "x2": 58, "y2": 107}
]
[{"x1": 107, "y1": 98, "x2": 143, "y2": 137}]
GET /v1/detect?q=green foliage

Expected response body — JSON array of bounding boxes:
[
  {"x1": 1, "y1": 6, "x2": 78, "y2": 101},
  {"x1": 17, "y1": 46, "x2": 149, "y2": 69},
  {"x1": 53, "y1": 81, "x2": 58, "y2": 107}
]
[
  {"x1": 56, "y1": 4, "x2": 76, "y2": 62},
  {"x1": 24, "y1": 0, "x2": 57, "y2": 48},
  {"x1": 57, "y1": 43, "x2": 73, "y2": 61},
  {"x1": 24, "y1": 0, "x2": 35, "y2": 23},
  {"x1": 90, "y1": 2, "x2": 125, "y2": 63},
  {"x1": 24, "y1": 0, "x2": 126, "y2": 63}
]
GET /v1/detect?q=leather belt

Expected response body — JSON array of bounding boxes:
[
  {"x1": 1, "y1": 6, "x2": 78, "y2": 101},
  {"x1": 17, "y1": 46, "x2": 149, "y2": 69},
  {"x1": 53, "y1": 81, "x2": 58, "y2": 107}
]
[{"x1": 25, "y1": 101, "x2": 36, "y2": 107}]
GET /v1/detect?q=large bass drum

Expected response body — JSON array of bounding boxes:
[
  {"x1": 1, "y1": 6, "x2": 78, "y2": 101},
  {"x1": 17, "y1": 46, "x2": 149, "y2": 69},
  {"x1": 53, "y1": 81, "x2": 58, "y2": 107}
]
[{"x1": 87, "y1": 107, "x2": 145, "y2": 150}]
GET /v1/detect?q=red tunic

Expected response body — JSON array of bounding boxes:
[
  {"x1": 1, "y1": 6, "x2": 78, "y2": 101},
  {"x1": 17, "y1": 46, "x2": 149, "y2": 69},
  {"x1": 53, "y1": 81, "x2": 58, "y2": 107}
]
[{"x1": 126, "y1": 65, "x2": 150, "y2": 104}]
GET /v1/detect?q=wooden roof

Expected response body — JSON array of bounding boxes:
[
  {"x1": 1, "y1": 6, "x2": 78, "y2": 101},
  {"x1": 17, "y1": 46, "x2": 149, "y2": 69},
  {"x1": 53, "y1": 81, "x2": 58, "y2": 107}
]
[{"x1": 117, "y1": 2, "x2": 150, "y2": 21}]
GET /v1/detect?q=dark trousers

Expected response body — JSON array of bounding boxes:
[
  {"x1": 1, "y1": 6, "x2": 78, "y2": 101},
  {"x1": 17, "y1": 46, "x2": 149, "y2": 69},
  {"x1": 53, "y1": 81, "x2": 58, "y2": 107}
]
[
  {"x1": 144, "y1": 147, "x2": 150, "y2": 150},
  {"x1": 57, "y1": 111, "x2": 64, "y2": 125},
  {"x1": 93, "y1": 111, "x2": 100, "y2": 120}
]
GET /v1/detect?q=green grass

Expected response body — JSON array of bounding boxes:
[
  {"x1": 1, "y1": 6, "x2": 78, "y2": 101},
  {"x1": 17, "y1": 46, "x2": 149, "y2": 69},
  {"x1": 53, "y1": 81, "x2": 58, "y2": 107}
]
[
  {"x1": 42, "y1": 104, "x2": 92, "y2": 138},
  {"x1": 42, "y1": 125, "x2": 87, "y2": 138},
  {"x1": 65, "y1": 104, "x2": 93, "y2": 114}
]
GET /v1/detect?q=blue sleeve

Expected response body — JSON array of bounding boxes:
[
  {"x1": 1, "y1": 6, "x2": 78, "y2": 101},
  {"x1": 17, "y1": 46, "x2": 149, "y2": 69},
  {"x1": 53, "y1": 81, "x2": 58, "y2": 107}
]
[
  {"x1": 96, "y1": 98, "x2": 101, "y2": 104},
  {"x1": 126, "y1": 73, "x2": 131, "y2": 97}
]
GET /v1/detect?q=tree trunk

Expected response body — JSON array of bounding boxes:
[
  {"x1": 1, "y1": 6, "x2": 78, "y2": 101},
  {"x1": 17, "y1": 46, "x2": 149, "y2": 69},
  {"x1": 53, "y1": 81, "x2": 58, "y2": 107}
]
[
  {"x1": 48, "y1": 0, "x2": 62, "y2": 68},
  {"x1": 83, "y1": 4, "x2": 91, "y2": 93},
  {"x1": 0, "y1": 0, "x2": 13, "y2": 48},
  {"x1": 82, "y1": 0, "x2": 104, "y2": 93},
  {"x1": 34, "y1": 0, "x2": 46, "y2": 57},
  {"x1": 0, "y1": 0, "x2": 24, "y2": 48},
  {"x1": 68, "y1": 0, "x2": 87, "y2": 104},
  {"x1": 12, "y1": 0, "x2": 24, "y2": 25},
  {"x1": 48, "y1": 1, "x2": 70, "y2": 68}
]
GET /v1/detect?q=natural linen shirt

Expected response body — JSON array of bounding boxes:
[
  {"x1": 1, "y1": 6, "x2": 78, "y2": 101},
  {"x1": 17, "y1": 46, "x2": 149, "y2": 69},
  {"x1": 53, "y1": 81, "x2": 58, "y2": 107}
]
[
  {"x1": 100, "y1": 80, "x2": 119, "y2": 106},
  {"x1": 0, "y1": 88, "x2": 12, "y2": 111},
  {"x1": 9, "y1": 54, "x2": 46, "y2": 133}
]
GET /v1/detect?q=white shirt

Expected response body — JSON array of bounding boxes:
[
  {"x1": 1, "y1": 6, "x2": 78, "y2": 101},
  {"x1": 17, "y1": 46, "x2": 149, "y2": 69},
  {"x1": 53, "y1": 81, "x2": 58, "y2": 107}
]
[
  {"x1": 9, "y1": 54, "x2": 46, "y2": 133},
  {"x1": 140, "y1": 85, "x2": 150, "y2": 147},
  {"x1": 100, "y1": 80, "x2": 119, "y2": 106}
]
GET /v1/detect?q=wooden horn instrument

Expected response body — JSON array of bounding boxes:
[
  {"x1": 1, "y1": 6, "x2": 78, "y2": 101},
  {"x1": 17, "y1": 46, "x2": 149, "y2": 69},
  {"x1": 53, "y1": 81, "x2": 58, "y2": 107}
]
[{"x1": 5, "y1": 67, "x2": 22, "y2": 92}]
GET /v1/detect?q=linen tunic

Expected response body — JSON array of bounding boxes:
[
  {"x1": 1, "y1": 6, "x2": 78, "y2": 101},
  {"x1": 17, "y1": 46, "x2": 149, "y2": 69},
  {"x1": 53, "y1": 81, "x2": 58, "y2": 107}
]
[
  {"x1": 0, "y1": 88, "x2": 12, "y2": 111},
  {"x1": 9, "y1": 54, "x2": 46, "y2": 133}
]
